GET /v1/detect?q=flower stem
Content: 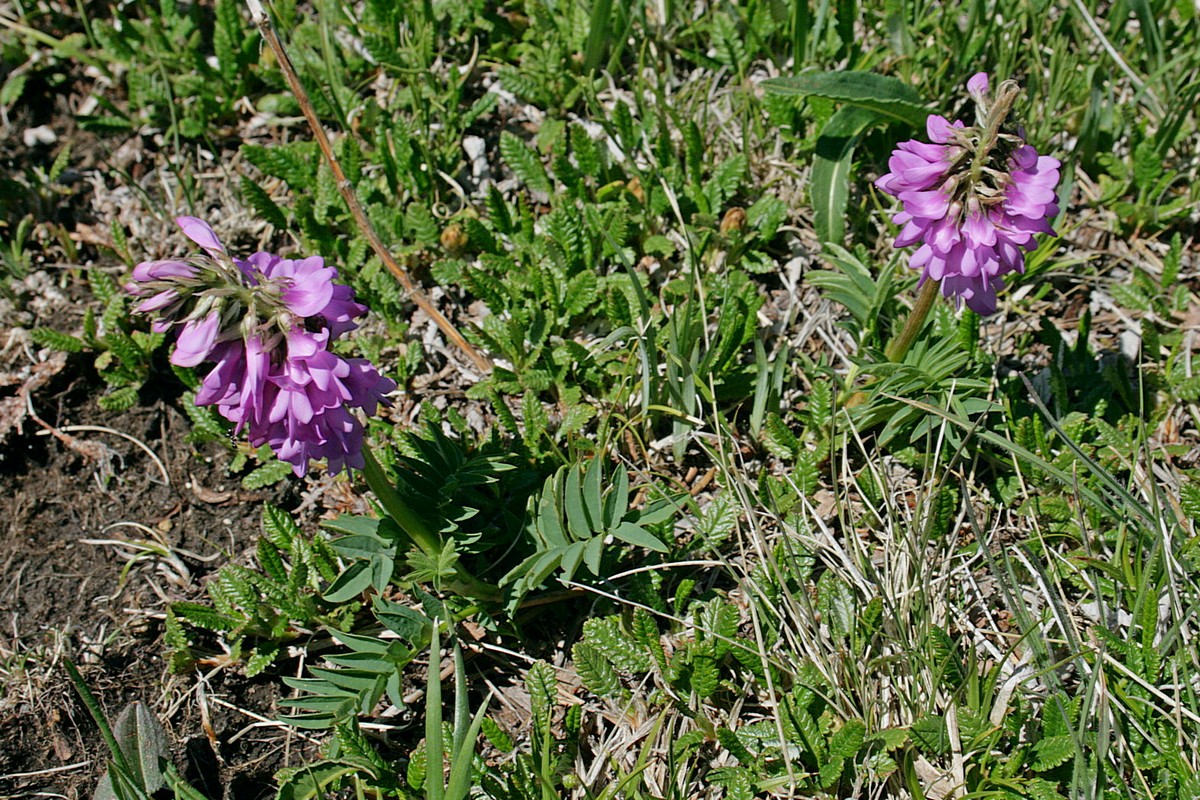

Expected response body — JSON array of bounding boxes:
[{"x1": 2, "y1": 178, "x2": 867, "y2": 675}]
[
  {"x1": 969, "y1": 81, "x2": 1020, "y2": 184},
  {"x1": 360, "y1": 446, "x2": 500, "y2": 602},
  {"x1": 885, "y1": 278, "x2": 940, "y2": 363}
]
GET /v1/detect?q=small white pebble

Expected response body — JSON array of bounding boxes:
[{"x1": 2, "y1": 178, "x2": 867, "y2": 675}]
[{"x1": 23, "y1": 125, "x2": 57, "y2": 147}]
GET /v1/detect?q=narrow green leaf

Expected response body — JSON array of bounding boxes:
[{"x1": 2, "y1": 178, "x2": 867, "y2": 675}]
[
  {"x1": 811, "y1": 105, "x2": 880, "y2": 244},
  {"x1": 445, "y1": 692, "x2": 492, "y2": 800},
  {"x1": 583, "y1": 457, "x2": 605, "y2": 530},
  {"x1": 762, "y1": 71, "x2": 929, "y2": 127},
  {"x1": 426, "y1": 622, "x2": 444, "y2": 800}
]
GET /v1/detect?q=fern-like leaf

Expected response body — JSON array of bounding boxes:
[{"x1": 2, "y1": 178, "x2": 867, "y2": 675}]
[
  {"x1": 500, "y1": 132, "x2": 552, "y2": 194},
  {"x1": 572, "y1": 642, "x2": 621, "y2": 698}
]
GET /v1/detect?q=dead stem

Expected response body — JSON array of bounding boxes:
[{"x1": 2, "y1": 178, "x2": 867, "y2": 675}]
[{"x1": 242, "y1": 0, "x2": 492, "y2": 376}]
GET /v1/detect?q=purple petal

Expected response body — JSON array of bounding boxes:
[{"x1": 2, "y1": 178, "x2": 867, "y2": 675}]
[
  {"x1": 967, "y1": 72, "x2": 989, "y2": 98},
  {"x1": 926, "y1": 115, "x2": 964, "y2": 144},
  {"x1": 175, "y1": 217, "x2": 225, "y2": 255},
  {"x1": 135, "y1": 289, "x2": 179, "y2": 313},
  {"x1": 963, "y1": 212, "x2": 997, "y2": 248},
  {"x1": 898, "y1": 189, "x2": 950, "y2": 221},
  {"x1": 893, "y1": 218, "x2": 927, "y2": 248},
  {"x1": 927, "y1": 216, "x2": 962, "y2": 252},
  {"x1": 170, "y1": 310, "x2": 221, "y2": 367},
  {"x1": 132, "y1": 259, "x2": 196, "y2": 283}
]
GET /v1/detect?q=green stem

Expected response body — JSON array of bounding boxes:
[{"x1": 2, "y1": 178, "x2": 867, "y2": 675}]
[
  {"x1": 885, "y1": 278, "x2": 941, "y2": 363},
  {"x1": 361, "y1": 445, "x2": 440, "y2": 557},
  {"x1": 360, "y1": 446, "x2": 501, "y2": 602}
]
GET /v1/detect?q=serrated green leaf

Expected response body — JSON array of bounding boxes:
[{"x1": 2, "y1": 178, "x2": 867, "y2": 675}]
[
  {"x1": 829, "y1": 718, "x2": 866, "y2": 759},
  {"x1": 0, "y1": 72, "x2": 27, "y2": 107},
  {"x1": 1181, "y1": 483, "x2": 1200, "y2": 520},
  {"x1": 763, "y1": 412, "x2": 800, "y2": 459},
  {"x1": 572, "y1": 641, "x2": 621, "y2": 698},
  {"x1": 242, "y1": 458, "x2": 294, "y2": 489},
  {"x1": 909, "y1": 715, "x2": 949, "y2": 754},
  {"x1": 405, "y1": 202, "x2": 439, "y2": 245},
  {"x1": 255, "y1": 537, "x2": 288, "y2": 584},
  {"x1": 30, "y1": 327, "x2": 85, "y2": 353},
  {"x1": 526, "y1": 660, "x2": 557, "y2": 720},
  {"x1": 245, "y1": 642, "x2": 280, "y2": 677},
  {"x1": 500, "y1": 132, "x2": 551, "y2": 194},
  {"x1": 688, "y1": 651, "x2": 719, "y2": 698},
  {"x1": 1031, "y1": 734, "x2": 1075, "y2": 771},
  {"x1": 262, "y1": 504, "x2": 302, "y2": 548},
  {"x1": 581, "y1": 616, "x2": 651, "y2": 673}
]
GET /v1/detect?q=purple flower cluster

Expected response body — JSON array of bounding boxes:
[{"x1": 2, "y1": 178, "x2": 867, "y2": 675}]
[
  {"x1": 128, "y1": 217, "x2": 396, "y2": 476},
  {"x1": 875, "y1": 73, "x2": 1060, "y2": 315}
]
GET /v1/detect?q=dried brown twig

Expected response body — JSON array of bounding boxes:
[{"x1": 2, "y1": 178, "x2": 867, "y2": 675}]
[{"x1": 242, "y1": 0, "x2": 492, "y2": 375}]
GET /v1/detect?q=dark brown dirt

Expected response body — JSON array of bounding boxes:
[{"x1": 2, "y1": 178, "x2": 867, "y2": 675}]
[{"x1": 0, "y1": 353, "x2": 312, "y2": 799}]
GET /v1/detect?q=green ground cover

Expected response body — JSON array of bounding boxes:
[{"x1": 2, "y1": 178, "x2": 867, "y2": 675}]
[{"x1": 2, "y1": 0, "x2": 1199, "y2": 797}]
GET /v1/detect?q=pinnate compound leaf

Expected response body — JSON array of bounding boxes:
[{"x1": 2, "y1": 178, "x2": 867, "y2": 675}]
[
  {"x1": 98, "y1": 386, "x2": 140, "y2": 412},
  {"x1": 1031, "y1": 735, "x2": 1075, "y2": 771},
  {"x1": 1181, "y1": 482, "x2": 1200, "y2": 520},
  {"x1": 31, "y1": 327, "x2": 85, "y2": 353},
  {"x1": 255, "y1": 538, "x2": 288, "y2": 585},
  {"x1": 262, "y1": 504, "x2": 301, "y2": 548},
  {"x1": 582, "y1": 616, "x2": 651, "y2": 673},
  {"x1": 500, "y1": 132, "x2": 552, "y2": 194},
  {"x1": 241, "y1": 176, "x2": 288, "y2": 230},
  {"x1": 171, "y1": 601, "x2": 238, "y2": 632},
  {"x1": 572, "y1": 641, "x2": 621, "y2": 698},
  {"x1": 763, "y1": 412, "x2": 799, "y2": 459},
  {"x1": 242, "y1": 458, "x2": 294, "y2": 489},
  {"x1": 245, "y1": 642, "x2": 279, "y2": 677}
]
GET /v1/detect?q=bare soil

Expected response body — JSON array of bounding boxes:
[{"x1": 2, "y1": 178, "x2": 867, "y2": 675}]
[{"x1": 0, "y1": 350, "x2": 311, "y2": 799}]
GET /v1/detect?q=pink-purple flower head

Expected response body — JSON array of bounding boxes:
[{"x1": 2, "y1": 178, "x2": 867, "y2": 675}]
[
  {"x1": 128, "y1": 217, "x2": 395, "y2": 476},
  {"x1": 875, "y1": 73, "x2": 1060, "y2": 315}
]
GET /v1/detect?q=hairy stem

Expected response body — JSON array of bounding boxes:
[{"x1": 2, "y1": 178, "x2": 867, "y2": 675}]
[{"x1": 885, "y1": 277, "x2": 941, "y2": 363}]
